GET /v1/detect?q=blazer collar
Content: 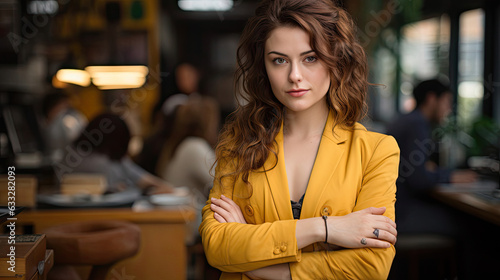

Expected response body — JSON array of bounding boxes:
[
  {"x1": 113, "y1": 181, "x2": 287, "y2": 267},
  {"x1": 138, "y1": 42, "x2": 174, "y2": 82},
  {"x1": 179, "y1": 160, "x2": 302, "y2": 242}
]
[{"x1": 263, "y1": 111, "x2": 348, "y2": 220}]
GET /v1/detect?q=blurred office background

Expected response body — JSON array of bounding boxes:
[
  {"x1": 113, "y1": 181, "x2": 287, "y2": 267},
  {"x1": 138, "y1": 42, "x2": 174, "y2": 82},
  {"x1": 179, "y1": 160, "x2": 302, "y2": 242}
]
[
  {"x1": 0, "y1": 0, "x2": 499, "y2": 279},
  {"x1": 2, "y1": 0, "x2": 498, "y2": 167}
]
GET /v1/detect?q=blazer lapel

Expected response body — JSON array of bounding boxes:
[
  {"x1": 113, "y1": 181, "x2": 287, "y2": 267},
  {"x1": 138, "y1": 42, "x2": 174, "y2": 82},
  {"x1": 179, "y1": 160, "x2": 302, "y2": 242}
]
[
  {"x1": 263, "y1": 122, "x2": 294, "y2": 221},
  {"x1": 262, "y1": 111, "x2": 349, "y2": 220},
  {"x1": 300, "y1": 111, "x2": 347, "y2": 219}
]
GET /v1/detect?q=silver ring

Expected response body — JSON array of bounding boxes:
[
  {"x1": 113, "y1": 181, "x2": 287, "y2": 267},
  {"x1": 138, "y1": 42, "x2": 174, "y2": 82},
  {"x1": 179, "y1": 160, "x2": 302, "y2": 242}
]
[
  {"x1": 373, "y1": 228, "x2": 379, "y2": 238},
  {"x1": 361, "y1": 238, "x2": 367, "y2": 245}
]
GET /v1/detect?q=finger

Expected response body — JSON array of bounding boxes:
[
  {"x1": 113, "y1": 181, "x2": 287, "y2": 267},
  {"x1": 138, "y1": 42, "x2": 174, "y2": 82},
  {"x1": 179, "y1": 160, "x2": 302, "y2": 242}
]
[
  {"x1": 210, "y1": 203, "x2": 235, "y2": 223},
  {"x1": 223, "y1": 196, "x2": 246, "y2": 224},
  {"x1": 369, "y1": 226, "x2": 397, "y2": 245},
  {"x1": 378, "y1": 224, "x2": 398, "y2": 238},
  {"x1": 221, "y1": 195, "x2": 240, "y2": 211},
  {"x1": 212, "y1": 197, "x2": 237, "y2": 214},
  {"x1": 212, "y1": 198, "x2": 244, "y2": 224},
  {"x1": 376, "y1": 230, "x2": 397, "y2": 245},
  {"x1": 214, "y1": 212, "x2": 227, "y2": 223},
  {"x1": 221, "y1": 195, "x2": 246, "y2": 223},
  {"x1": 361, "y1": 207, "x2": 386, "y2": 215},
  {"x1": 373, "y1": 215, "x2": 397, "y2": 229},
  {"x1": 220, "y1": 195, "x2": 241, "y2": 215},
  {"x1": 371, "y1": 220, "x2": 397, "y2": 238},
  {"x1": 362, "y1": 238, "x2": 392, "y2": 248}
]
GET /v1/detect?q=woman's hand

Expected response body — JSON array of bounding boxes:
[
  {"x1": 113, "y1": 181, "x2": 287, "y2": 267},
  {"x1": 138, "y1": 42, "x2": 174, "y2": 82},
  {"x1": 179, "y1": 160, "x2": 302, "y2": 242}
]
[
  {"x1": 327, "y1": 207, "x2": 397, "y2": 248},
  {"x1": 210, "y1": 195, "x2": 247, "y2": 224}
]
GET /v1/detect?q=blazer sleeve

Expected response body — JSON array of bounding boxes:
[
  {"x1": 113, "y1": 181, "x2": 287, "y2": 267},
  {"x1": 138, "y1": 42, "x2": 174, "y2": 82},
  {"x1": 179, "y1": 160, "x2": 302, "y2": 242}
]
[
  {"x1": 289, "y1": 135, "x2": 400, "y2": 280},
  {"x1": 199, "y1": 163, "x2": 302, "y2": 273}
]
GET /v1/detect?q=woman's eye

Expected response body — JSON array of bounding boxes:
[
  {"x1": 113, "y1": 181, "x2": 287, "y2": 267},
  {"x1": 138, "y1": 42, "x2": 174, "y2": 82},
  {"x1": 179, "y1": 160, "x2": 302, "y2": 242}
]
[
  {"x1": 305, "y1": 56, "x2": 317, "y2": 63},
  {"x1": 273, "y1": 58, "x2": 287, "y2": 65}
]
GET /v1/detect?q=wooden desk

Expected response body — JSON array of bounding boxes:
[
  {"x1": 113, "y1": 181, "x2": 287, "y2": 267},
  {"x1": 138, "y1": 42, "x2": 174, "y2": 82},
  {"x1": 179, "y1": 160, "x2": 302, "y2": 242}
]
[
  {"x1": 13, "y1": 206, "x2": 195, "y2": 280},
  {"x1": 432, "y1": 188, "x2": 500, "y2": 226}
]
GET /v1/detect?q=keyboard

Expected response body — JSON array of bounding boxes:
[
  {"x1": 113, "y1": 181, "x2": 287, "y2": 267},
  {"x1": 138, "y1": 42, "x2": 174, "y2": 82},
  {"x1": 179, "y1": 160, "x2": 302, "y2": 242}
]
[{"x1": 475, "y1": 189, "x2": 500, "y2": 203}]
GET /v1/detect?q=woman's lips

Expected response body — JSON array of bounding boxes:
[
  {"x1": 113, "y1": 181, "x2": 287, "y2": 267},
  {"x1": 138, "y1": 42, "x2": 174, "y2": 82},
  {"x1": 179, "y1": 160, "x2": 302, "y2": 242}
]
[{"x1": 286, "y1": 89, "x2": 308, "y2": 97}]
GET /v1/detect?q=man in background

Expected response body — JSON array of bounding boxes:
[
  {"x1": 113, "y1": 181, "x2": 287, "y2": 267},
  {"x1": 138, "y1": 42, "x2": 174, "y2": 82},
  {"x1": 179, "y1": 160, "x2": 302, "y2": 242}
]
[{"x1": 387, "y1": 79, "x2": 476, "y2": 235}]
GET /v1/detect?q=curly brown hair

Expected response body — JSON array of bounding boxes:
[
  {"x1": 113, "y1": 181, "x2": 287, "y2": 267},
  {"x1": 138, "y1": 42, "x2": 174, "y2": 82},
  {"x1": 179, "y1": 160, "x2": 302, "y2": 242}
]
[{"x1": 214, "y1": 0, "x2": 368, "y2": 193}]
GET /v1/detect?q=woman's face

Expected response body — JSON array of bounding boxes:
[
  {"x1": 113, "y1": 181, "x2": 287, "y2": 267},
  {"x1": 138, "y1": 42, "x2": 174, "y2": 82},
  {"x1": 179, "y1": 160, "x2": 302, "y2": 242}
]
[{"x1": 264, "y1": 26, "x2": 330, "y2": 114}]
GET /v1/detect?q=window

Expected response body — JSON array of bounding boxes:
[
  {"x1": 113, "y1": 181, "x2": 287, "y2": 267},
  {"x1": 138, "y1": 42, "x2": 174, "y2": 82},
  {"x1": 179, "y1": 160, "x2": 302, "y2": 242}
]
[
  {"x1": 457, "y1": 9, "x2": 485, "y2": 130},
  {"x1": 399, "y1": 15, "x2": 450, "y2": 113}
]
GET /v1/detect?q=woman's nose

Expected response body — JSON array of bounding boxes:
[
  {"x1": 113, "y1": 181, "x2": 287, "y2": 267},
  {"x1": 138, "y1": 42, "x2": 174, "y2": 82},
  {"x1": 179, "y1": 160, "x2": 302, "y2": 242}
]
[{"x1": 288, "y1": 63, "x2": 303, "y2": 83}]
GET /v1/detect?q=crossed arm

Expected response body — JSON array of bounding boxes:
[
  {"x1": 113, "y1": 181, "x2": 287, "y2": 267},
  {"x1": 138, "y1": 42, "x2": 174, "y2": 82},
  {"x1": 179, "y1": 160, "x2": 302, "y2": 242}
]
[
  {"x1": 211, "y1": 195, "x2": 397, "y2": 279},
  {"x1": 201, "y1": 136, "x2": 400, "y2": 279}
]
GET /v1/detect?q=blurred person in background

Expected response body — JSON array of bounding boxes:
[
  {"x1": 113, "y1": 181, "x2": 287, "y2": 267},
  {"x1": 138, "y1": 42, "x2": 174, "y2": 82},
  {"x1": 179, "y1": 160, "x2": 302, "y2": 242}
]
[
  {"x1": 386, "y1": 79, "x2": 477, "y2": 235},
  {"x1": 155, "y1": 96, "x2": 219, "y2": 245},
  {"x1": 103, "y1": 89, "x2": 144, "y2": 157},
  {"x1": 135, "y1": 105, "x2": 179, "y2": 175},
  {"x1": 41, "y1": 90, "x2": 87, "y2": 161},
  {"x1": 155, "y1": 96, "x2": 219, "y2": 196},
  {"x1": 138, "y1": 62, "x2": 207, "y2": 175},
  {"x1": 151, "y1": 62, "x2": 202, "y2": 132},
  {"x1": 68, "y1": 113, "x2": 173, "y2": 194}
]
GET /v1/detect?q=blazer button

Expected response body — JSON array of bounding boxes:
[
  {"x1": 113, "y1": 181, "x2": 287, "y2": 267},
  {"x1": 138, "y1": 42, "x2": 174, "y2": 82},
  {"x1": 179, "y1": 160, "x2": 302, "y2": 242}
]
[
  {"x1": 245, "y1": 205, "x2": 254, "y2": 216},
  {"x1": 321, "y1": 206, "x2": 332, "y2": 216},
  {"x1": 273, "y1": 247, "x2": 281, "y2": 255},
  {"x1": 280, "y1": 245, "x2": 287, "y2": 252}
]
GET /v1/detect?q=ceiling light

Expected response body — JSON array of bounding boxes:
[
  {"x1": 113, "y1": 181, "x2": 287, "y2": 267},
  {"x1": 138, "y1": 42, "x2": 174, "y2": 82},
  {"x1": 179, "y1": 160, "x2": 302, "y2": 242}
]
[
  {"x1": 55, "y1": 69, "x2": 91, "y2": 87},
  {"x1": 85, "y1": 65, "x2": 149, "y2": 90},
  {"x1": 178, "y1": 0, "x2": 233, "y2": 11}
]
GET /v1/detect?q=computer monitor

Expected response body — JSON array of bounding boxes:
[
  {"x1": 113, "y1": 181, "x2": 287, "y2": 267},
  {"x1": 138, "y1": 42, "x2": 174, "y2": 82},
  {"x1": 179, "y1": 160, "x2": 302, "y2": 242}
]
[
  {"x1": 1, "y1": 102, "x2": 46, "y2": 168},
  {"x1": 3, "y1": 106, "x2": 42, "y2": 154}
]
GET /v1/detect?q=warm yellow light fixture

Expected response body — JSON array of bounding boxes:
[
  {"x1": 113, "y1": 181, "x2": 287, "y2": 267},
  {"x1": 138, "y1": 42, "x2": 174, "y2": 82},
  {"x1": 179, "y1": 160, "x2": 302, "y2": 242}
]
[
  {"x1": 178, "y1": 0, "x2": 233, "y2": 11},
  {"x1": 85, "y1": 65, "x2": 149, "y2": 90},
  {"x1": 55, "y1": 69, "x2": 91, "y2": 87}
]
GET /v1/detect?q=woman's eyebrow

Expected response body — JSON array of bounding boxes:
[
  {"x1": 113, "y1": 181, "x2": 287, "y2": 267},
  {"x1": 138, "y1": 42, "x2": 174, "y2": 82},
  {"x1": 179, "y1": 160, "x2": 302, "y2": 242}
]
[{"x1": 267, "y1": 50, "x2": 315, "y2": 56}]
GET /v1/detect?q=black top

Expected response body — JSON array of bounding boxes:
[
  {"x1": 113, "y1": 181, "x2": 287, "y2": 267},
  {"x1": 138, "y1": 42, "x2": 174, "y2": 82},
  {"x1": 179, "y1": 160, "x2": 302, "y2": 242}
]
[{"x1": 291, "y1": 193, "x2": 306, "y2": 220}]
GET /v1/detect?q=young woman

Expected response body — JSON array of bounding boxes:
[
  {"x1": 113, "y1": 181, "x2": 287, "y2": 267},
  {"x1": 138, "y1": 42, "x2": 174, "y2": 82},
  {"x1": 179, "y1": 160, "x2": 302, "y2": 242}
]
[{"x1": 200, "y1": 0, "x2": 399, "y2": 279}]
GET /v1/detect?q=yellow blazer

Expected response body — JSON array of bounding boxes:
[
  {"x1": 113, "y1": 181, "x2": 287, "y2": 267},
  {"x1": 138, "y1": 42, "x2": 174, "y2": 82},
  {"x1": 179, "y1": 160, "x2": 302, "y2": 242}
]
[{"x1": 199, "y1": 111, "x2": 400, "y2": 280}]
